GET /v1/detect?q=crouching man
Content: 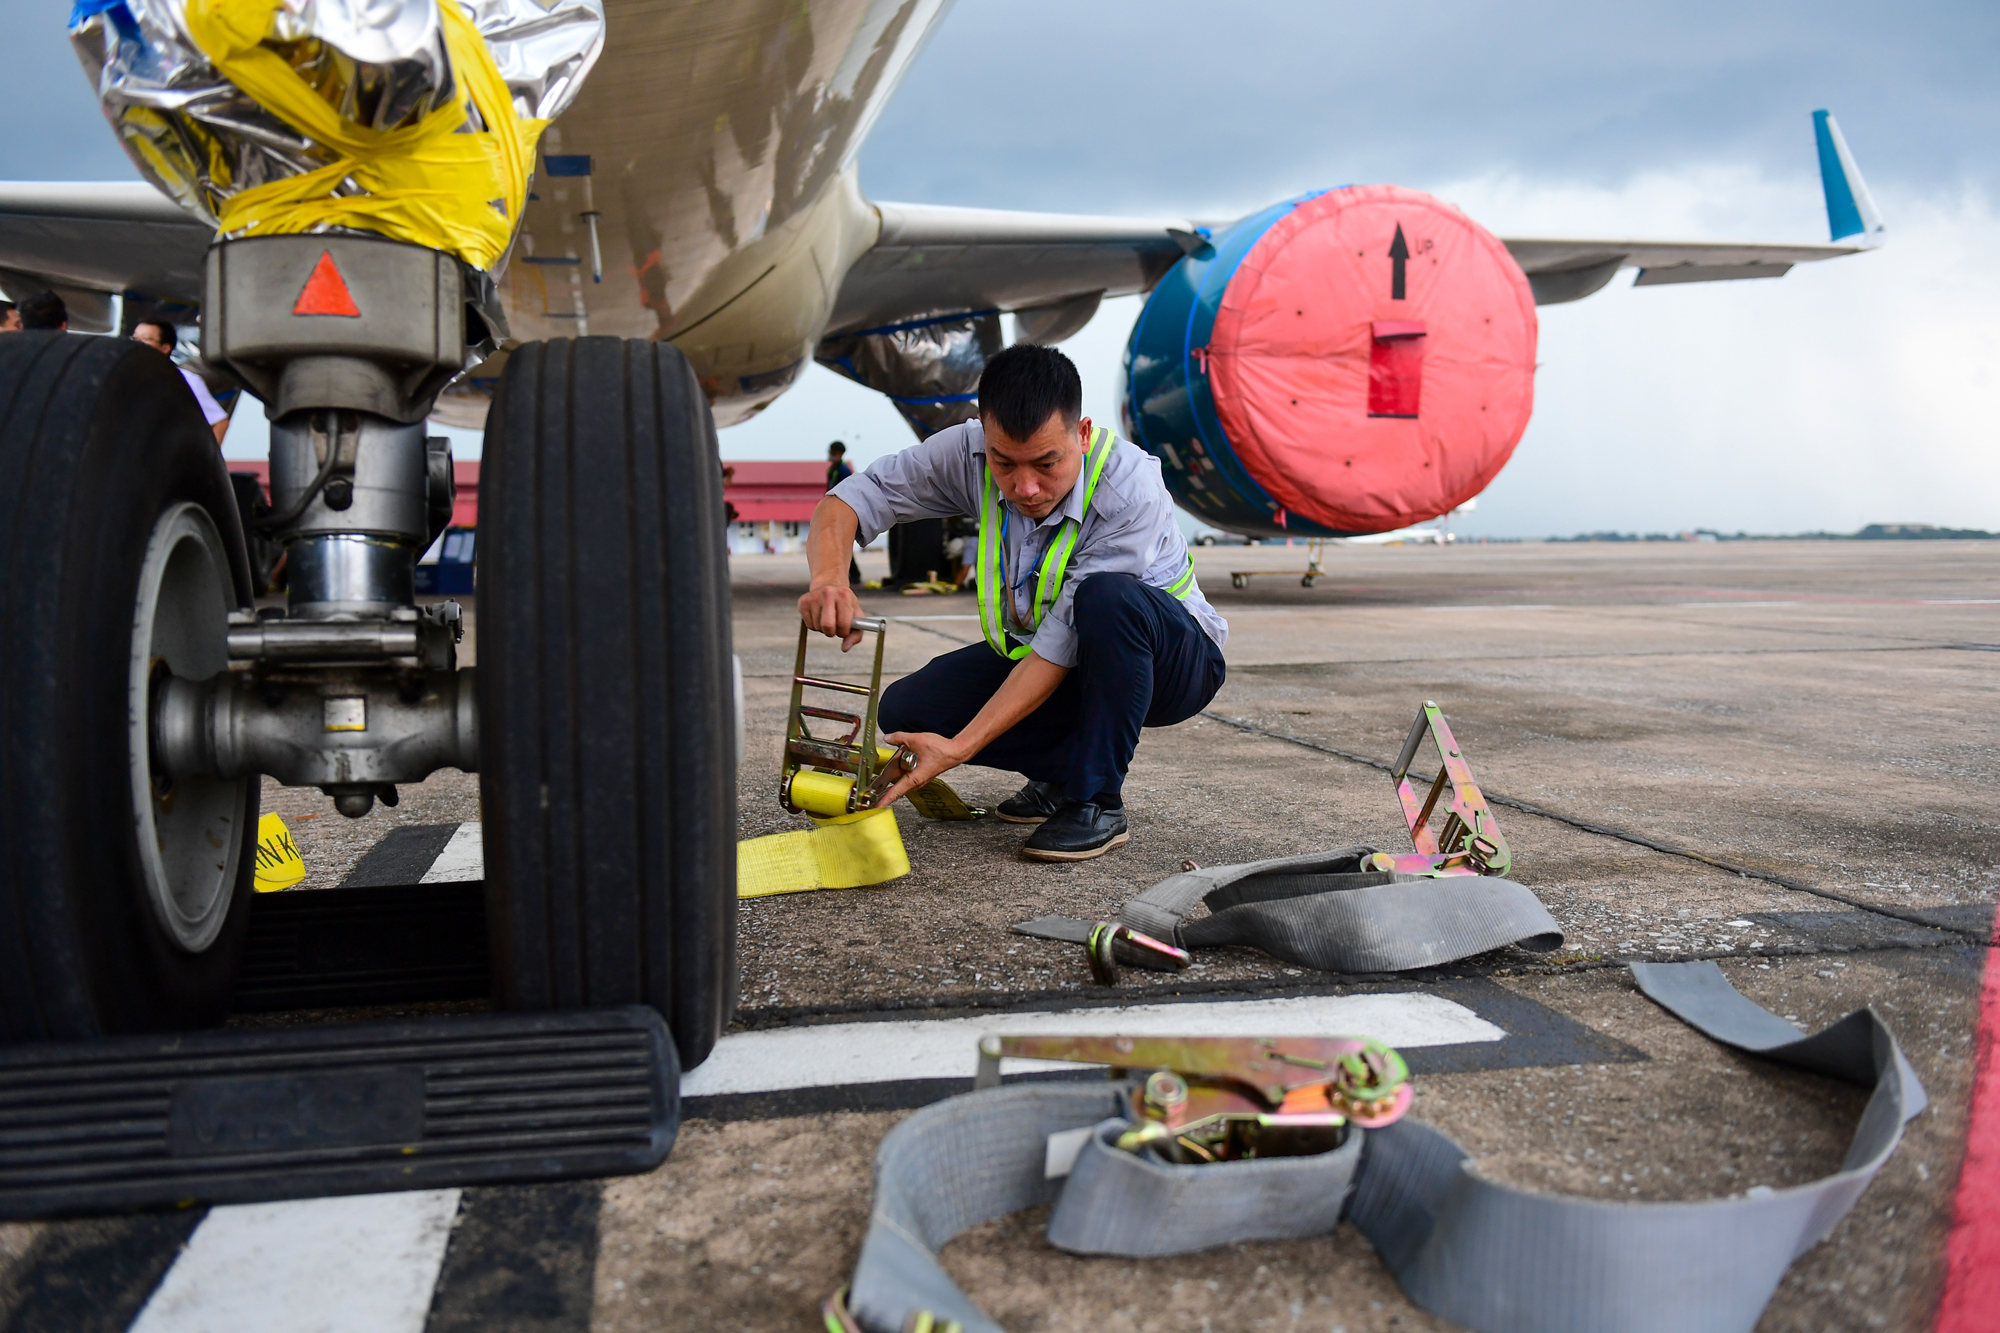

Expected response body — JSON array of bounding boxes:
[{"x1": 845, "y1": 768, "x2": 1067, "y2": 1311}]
[{"x1": 796, "y1": 344, "x2": 1228, "y2": 861}]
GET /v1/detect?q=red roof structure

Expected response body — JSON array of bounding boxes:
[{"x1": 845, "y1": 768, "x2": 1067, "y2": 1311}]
[
  {"x1": 722, "y1": 460, "x2": 826, "y2": 523},
  {"x1": 226, "y1": 457, "x2": 820, "y2": 530}
]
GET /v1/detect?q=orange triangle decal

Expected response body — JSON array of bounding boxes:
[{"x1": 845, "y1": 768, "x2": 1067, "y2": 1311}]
[{"x1": 293, "y1": 251, "x2": 361, "y2": 317}]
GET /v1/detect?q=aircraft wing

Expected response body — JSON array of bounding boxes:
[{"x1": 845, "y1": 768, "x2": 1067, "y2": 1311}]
[
  {"x1": 827, "y1": 200, "x2": 1871, "y2": 337},
  {"x1": 827, "y1": 201, "x2": 1200, "y2": 342},
  {"x1": 0, "y1": 182, "x2": 210, "y2": 331},
  {"x1": 1502, "y1": 237, "x2": 1865, "y2": 304},
  {"x1": 833, "y1": 112, "x2": 1885, "y2": 330}
]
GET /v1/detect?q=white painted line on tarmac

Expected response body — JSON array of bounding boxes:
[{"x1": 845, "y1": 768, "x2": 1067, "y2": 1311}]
[
  {"x1": 1924, "y1": 598, "x2": 2000, "y2": 605},
  {"x1": 420, "y1": 821, "x2": 483, "y2": 883},
  {"x1": 1671, "y1": 600, "x2": 1801, "y2": 608},
  {"x1": 681, "y1": 992, "x2": 1502, "y2": 1097},
  {"x1": 131, "y1": 1190, "x2": 462, "y2": 1333}
]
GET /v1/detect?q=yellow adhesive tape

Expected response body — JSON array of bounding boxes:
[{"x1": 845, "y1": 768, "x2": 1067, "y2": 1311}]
[
  {"x1": 184, "y1": 0, "x2": 543, "y2": 271},
  {"x1": 737, "y1": 808, "x2": 910, "y2": 899},
  {"x1": 253, "y1": 811, "x2": 306, "y2": 893}
]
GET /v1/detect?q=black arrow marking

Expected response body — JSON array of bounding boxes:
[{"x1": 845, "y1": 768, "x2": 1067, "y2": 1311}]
[{"x1": 1389, "y1": 223, "x2": 1409, "y2": 300}]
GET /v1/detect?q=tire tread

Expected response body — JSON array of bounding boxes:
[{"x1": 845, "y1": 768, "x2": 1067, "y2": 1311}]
[{"x1": 480, "y1": 338, "x2": 736, "y2": 1067}]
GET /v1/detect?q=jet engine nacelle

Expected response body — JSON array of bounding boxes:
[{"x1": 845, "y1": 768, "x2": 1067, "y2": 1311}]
[{"x1": 1122, "y1": 185, "x2": 1538, "y2": 536}]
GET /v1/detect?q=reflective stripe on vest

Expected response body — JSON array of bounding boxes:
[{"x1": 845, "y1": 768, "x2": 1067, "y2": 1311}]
[
  {"x1": 976, "y1": 428, "x2": 1198, "y2": 659},
  {"x1": 978, "y1": 427, "x2": 1114, "y2": 659}
]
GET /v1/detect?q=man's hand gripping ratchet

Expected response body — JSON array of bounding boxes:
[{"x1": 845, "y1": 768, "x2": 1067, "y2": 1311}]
[
  {"x1": 797, "y1": 583, "x2": 867, "y2": 652},
  {"x1": 874, "y1": 730, "x2": 969, "y2": 808}
]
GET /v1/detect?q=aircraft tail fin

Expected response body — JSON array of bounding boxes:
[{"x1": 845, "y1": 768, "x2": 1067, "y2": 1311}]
[{"x1": 1813, "y1": 110, "x2": 1886, "y2": 248}]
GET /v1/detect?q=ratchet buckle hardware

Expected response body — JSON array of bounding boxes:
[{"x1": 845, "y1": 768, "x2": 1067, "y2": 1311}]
[
  {"x1": 1086, "y1": 921, "x2": 1192, "y2": 985},
  {"x1": 1372, "y1": 700, "x2": 1512, "y2": 877},
  {"x1": 975, "y1": 1034, "x2": 1413, "y2": 1165},
  {"x1": 822, "y1": 1285, "x2": 962, "y2": 1333},
  {"x1": 780, "y1": 618, "x2": 985, "y2": 820}
]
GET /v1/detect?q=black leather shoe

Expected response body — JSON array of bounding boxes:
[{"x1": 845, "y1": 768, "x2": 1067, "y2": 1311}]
[
  {"x1": 995, "y1": 779, "x2": 1065, "y2": 824},
  {"x1": 1021, "y1": 800, "x2": 1130, "y2": 861}
]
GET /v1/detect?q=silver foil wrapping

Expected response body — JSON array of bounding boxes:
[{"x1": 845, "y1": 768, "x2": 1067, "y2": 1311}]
[
  {"x1": 818, "y1": 312, "x2": 1005, "y2": 440},
  {"x1": 70, "y1": 0, "x2": 605, "y2": 261}
]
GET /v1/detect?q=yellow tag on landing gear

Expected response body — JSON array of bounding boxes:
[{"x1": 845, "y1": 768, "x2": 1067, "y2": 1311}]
[{"x1": 253, "y1": 812, "x2": 306, "y2": 893}]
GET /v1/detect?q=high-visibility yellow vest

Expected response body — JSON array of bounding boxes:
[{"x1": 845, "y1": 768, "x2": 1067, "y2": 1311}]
[{"x1": 976, "y1": 427, "x2": 1196, "y2": 659}]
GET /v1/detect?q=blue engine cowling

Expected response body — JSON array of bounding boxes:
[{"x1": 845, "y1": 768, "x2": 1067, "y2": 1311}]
[
  {"x1": 1122, "y1": 191, "x2": 1346, "y2": 539},
  {"x1": 1121, "y1": 184, "x2": 1538, "y2": 539}
]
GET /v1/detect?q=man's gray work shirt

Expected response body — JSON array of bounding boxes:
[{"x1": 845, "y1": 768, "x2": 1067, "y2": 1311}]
[{"x1": 830, "y1": 419, "x2": 1228, "y2": 669}]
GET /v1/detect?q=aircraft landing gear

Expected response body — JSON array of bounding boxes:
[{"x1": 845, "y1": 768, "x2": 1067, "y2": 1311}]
[{"x1": 0, "y1": 237, "x2": 737, "y2": 1066}]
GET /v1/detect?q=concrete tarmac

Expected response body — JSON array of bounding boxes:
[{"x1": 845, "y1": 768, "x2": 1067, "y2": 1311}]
[
  {"x1": 700, "y1": 538, "x2": 1997, "y2": 1333},
  {"x1": 0, "y1": 539, "x2": 1992, "y2": 1332}
]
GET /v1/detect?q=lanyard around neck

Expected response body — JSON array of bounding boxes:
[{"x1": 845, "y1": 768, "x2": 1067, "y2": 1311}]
[{"x1": 978, "y1": 426, "x2": 1113, "y2": 659}]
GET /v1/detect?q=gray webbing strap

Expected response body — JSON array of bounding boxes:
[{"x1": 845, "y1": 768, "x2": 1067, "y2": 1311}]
[
  {"x1": 1015, "y1": 845, "x2": 1563, "y2": 971},
  {"x1": 849, "y1": 1084, "x2": 1130, "y2": 1333},
  {"x1": 841, "y1": 962, "x2": 1925, "y2": 1333},
  {"x1": 1046, "y1": 1117, "x2": 1363, "y2": 1256}
]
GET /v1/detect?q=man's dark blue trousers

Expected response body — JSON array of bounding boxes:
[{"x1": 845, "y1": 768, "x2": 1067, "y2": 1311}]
[{"x1": 879, "y1": 573, "x2": 1226, "y2": 803}]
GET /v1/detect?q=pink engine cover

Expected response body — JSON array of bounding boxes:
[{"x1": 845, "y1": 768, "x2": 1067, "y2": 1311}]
[{"x1": 1207, "y1": 184, "x2": 1538, "y2": 533}]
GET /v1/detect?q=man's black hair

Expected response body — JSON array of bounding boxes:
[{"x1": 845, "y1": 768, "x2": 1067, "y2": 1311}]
[
  {"x1": 978, "y1": 343, "x2": 1081, "y2": 442},
  {"x1": 132, "y1": 317, "x2": 175, "y2": 344},
  {"x1": 19, "y1": 290, "x2": 67, "y2": 330},
  {"x1": 827, "y1": 440, "x2": 846, "y2": 455}
]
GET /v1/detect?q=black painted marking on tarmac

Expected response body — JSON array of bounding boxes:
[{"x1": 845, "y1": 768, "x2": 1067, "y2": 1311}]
[
  {"x1": 338, "y1": 823, "x2": 462, "y2": 887},
  {"x1": 1201, "y1": 710, "x2": 1995, "y2": 945},
  {"x1": 426, "y1": 1182, "x2": 602, "y2": 1333},
  {"x1": 1751, "y1": 909, "x2": 1965, "y2": 952},
  {"x1": 1910, "y1": 902, "x2": 1999, "y2": 938},
  {"x1": 688, "y1": 1072, "x2": 1088, "y2": 1122},
  {"x1": 685, "y1": 978, "x2": 1643, "y2": 1122},
  {"x1": 0, "y1": 1210, "x2": 203, "y2": 1332},
  {"x1": 1410, "y1": 977, "x2": 1642, "y2": 1073}
]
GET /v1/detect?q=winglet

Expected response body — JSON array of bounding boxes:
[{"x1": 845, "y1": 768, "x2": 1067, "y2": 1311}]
[{"x1": 1813, "y1": 110, "x2": 1886, "y2": 248}]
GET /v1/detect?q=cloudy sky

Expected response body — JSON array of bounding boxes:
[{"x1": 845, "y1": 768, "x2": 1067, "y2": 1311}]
[{"x1": 7, "y1": 1, "x2": 1995, "y2": 536}]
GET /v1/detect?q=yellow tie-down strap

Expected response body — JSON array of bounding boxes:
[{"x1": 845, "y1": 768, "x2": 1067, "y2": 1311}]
[
  {"x1": 738, "y1": 808, "x2": 911, "y2": 899},
  {"x1": 737, "y1": 769, "x2": 984, "y2": 898}
]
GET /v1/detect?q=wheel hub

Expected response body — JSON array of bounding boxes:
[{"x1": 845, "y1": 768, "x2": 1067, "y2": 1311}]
[{"x1": 128, "y1": 502, "x2": 247, "y2": 953}]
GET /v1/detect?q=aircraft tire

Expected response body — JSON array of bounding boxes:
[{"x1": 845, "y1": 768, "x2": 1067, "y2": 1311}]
[
  {"x1": 0, "y1": 334, "x2": 259, "y2": 1043},
  {"x1": 477, "y1": 338, "x2": 737, "y2": 1070}
]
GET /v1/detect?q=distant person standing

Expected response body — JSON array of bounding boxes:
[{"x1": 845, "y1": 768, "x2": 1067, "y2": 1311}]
[
  {"x1": 720, "y1": 463, "x2": 739, "y2": 556},
  {"x1": 0, "y1": 301, "x2": 19, "y2": 332},
  {"x1": 132, "y1": 319, "x2": 230, "y2": 444},
  {"x1": 18, "y1": 290, "x2": 66, "y2": 331},
  {"x1": 826, "y1": 441, "x2": 861, "y2": 587}
]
